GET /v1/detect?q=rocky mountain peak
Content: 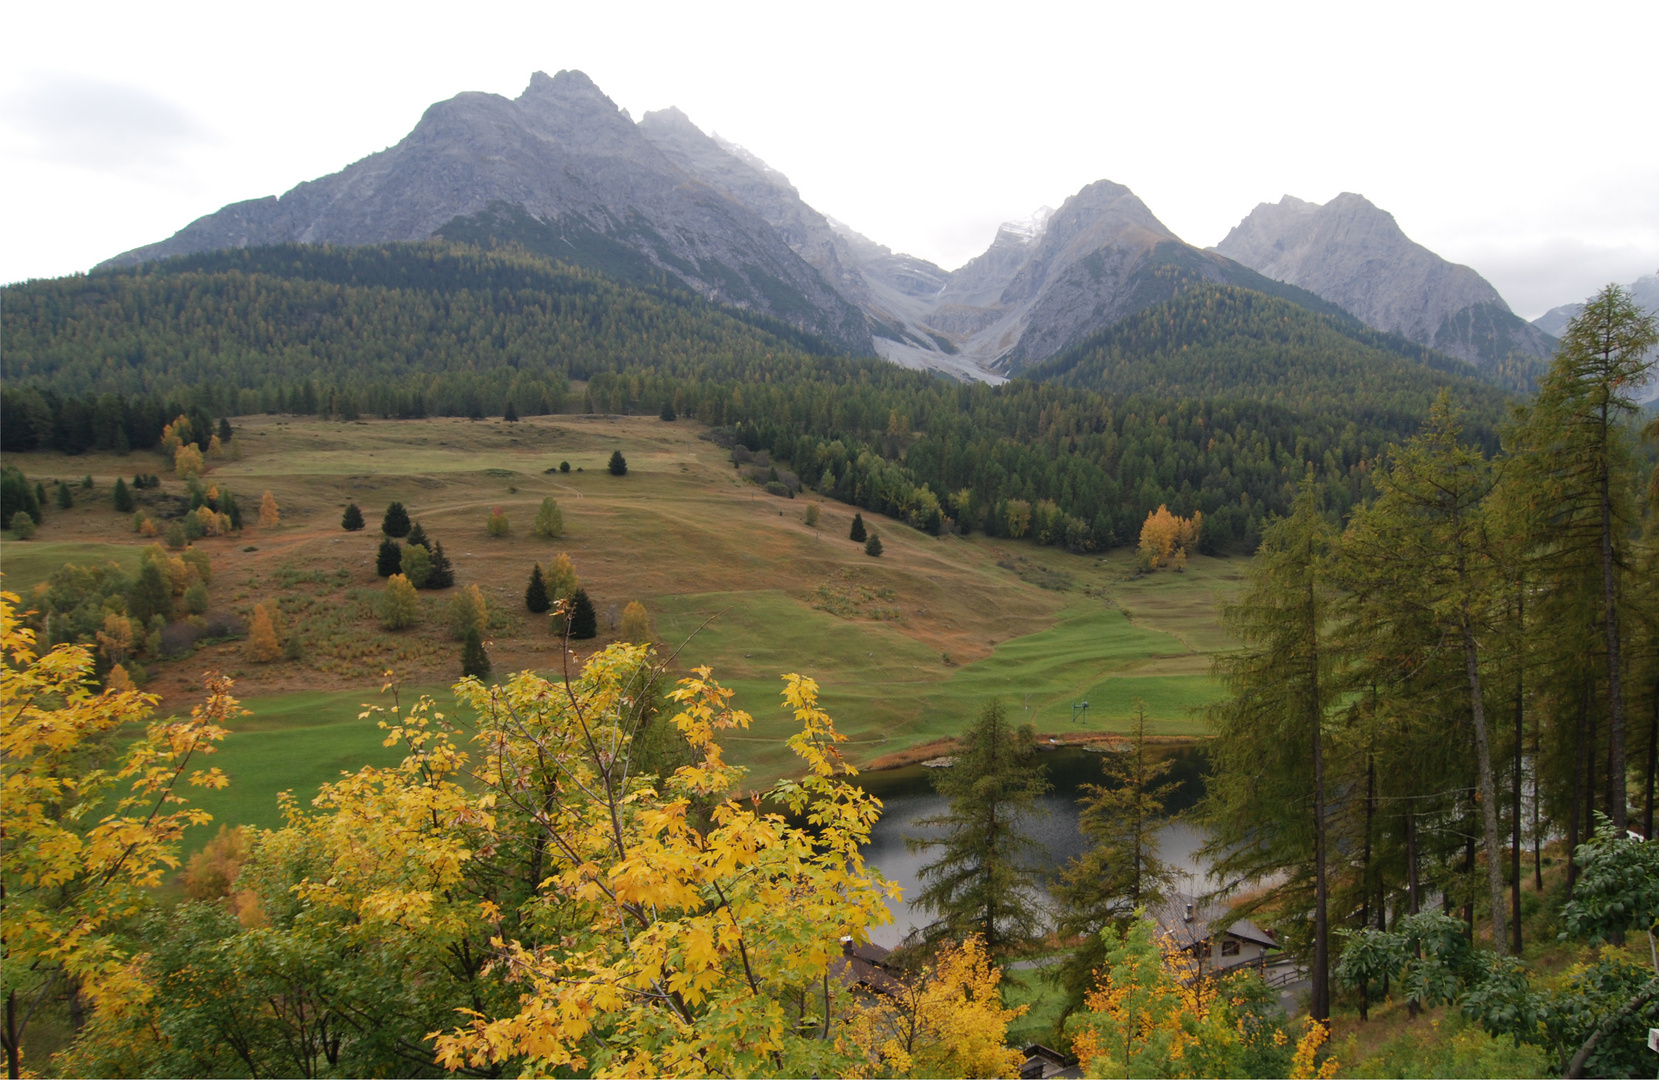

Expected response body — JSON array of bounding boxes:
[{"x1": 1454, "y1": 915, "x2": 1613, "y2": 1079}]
[{"x1": 1213, "y1": 192, "x2": 1553, "y2": 369}]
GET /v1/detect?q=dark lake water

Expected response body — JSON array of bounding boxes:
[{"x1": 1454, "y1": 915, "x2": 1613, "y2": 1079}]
[{"x1": 854, "y1": 745, "x2": 1210, "y2": 947}]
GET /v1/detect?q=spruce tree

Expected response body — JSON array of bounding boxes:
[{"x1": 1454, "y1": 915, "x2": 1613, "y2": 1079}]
[
  {"x1": 849, "y1": 513, "x2": 866, "y2": 543},
  {"x1": 381, "y1": 501, "x2": 411, "y2": 537},
  {"x1": 56, "y1": 482, "x2": 73, "y2": 510},
  {"x1": 525, "y1": 565, "x2": 551, "y2": 614},
  {"x1": 406, "y1": 521, "x2": 429, "y2": 548},
  {"x1": 224, "y1": 493, "x2": 242, "y2": 531},
  {"x1": 218, "y1": 417, "x2": 234, "y2": 443},
  {"x1": 112, "y1": 477, "x2": 134, "y2": 512},
  {"x1": 460, "y1": 626, "x2": 491, "y2": 680},
  {"x1": 608, "y1": 451, "x2": 628, "y2": 476},
  {"x1": 341, "y1": 503, "x2": 365, "y2": 531},
  {"x1": 660, "y1": 400, "x2": 676, "y2": 421},
  {"x1": 375, "y1": 536, "x2": 402, "y2": 577},
  {"x1": 503, "y1": 400, "x2": 519, "y2": 422},
  {"x1": 1201, "y1": 476, "x2": 1341, "y2": 1023},
  {"x1": 34, "y1": 482, "x2": 47, "y2": 508},
  {"x1": 1052, "y1": 703, "x2": 1178, "y2": 1011},
  {"x1": 864, "y1": 534, "x2": 883, "y2": 557},
  {"x1": 568, "y1": 588, "x2": 598, "y2": 640},
  {"x1": 909, "y1": 699, "x2": 1050, "y2": 951},
  {"x1": 426, "y1": 541, "x2": 455, "y2": 589}
]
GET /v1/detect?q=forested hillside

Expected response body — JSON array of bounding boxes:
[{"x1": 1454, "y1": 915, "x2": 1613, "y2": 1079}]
[{"x1": 3, "y1": 242, "x2": 1514, "y2": 553}]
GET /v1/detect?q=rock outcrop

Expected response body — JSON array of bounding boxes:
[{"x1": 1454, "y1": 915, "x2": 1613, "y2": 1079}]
[{"x1": 1214, "y1": 193, "x2": 1556, "y2": 370}]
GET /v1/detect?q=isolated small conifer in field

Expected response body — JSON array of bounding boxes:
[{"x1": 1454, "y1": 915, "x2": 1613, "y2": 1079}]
[
  {"x1": 559, "y1": 461, "x2": 571, "y2": 473},
  {"x1": 218, "y1": 418, "x2": 234, "y2": 443},
  {"x1": 381, "y1": 501, "x2": 411, "y2": 537},
  {"x1": 56, "y1": 482, "x2": 73, "y2": 510},
  {"x1": 376, "y1": 536, "x2": 403, "y2": 577},
  {"x1": 341, "y1": 503, "x2": 365, "y2": 531},
  {"x1": 531, "y1": 496, "x2": 564, "y2": 539},
  {"x1": 34, "y1": 482, "x2": 47, "y2": 507},
  {"x1": 503, "y1": 400, "x2": 519, "y2": 422},
  {"x1": 379, "y1": 574, "x2": 421, "y2": 630},
  {"x1": 426, "y1": 541, "x2": 455, "y2": 589},
  {"x1": 405, "y1": 521, "x2": 430, "y2": 549},
  {"x1": 246, "y1": 604, "x2": 281, "y2": 662},
  {"x1": 608, "y1": 451, "x2": 628, "y2": 476},
  {"x1": 568, "y1": 588, "x2": 598, "y2": 640},
  {"x1": 258, "y1": 491, "x2": 280, "y2": 528},
  {"x1": 660, "y1": 400, "x2": 676, "y2": 421},
  {"x1": 80, "y1": 474, "x2": 93, "y2": 490},
  {"x1": 113, "y1": 477, "x2": 135, "y2": 512},
  {"x1": 849, "y1": 513, "x2": 867, "y2": 542},
  {"x1": 525, "y1": 565, "x2": 551, "y2": 613},
  {"x1": 460, "y1": 626, "x2": 491, "y2": 680},
  {"x1": 865, "y1": 534, "x2": 883, "y2": 557}
]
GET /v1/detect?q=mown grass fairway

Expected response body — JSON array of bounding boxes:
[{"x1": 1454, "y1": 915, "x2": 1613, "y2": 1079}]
[{"x1": 3, "y1": 413, "x2": 1242, "y2": 840}]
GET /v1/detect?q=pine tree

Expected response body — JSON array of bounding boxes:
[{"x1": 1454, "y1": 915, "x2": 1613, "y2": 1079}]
[
  {"x1": 568, "y1": 588, "x2": 598, "y2": 640},
  {"x1": 34, "y1": 482, "x2": 47, "y2": 508},
  {"x1": 223, "y1": 493, "x2": 242, "y2": 531},
  {"x1": 460, "y1": 625, "x2": 491, "y2": 679},
  {"x1": 909, "y1": 699, "x2": 1050, "y2": 951},
  {"x1": 126, "y1": 560, "x2": 172, "y2": 623},
  {"x1": 608, "y1": 450, "x2": 628, "y2": 476},
  {"x1": 864, "y1": 534, "x2": 883, "y2": 557},
  {"x1": 376, "y1": 536, "x2": 402, "y2": 577},
  {"x1": 406, "y1": 521, "x2": 429, "y2": 549},
  {"x1": 1201, "y1": 476, "x2": 1341, "y2": 1023},
  {"x1": 1052, "y1": 702, "x2": 1178, "y2": 1011},
  {"x1": 503, "y1": 400, "x2": 519, "y2": 422},
  {"x1": 56, "y1": 482, "x2": 73, "y2": 510},
  {"x1": 341, "y1": 503, "x2": 365, "y2": 531},
  {"x1": 112, "y1": 477, "x2": 134, "y2": 512},
  {"x1": 849, "y1": 513, "x2": 866, "y2": 542},
  {"x1": 531, "y1": 497, "x2": 564, "y2": 539},
  {"x1": 525, "y1": 565, "x2": 551, "y2": 614},
  {"x1": 217, "y1": 417, "x2": 233, "y2": 443},
  {"x1": 381, "y1": 501, "x2": 411, "y2": 537},
  {"x1": 660, "y1": 400, "x2": 676, "y2": 421},
  {"x1": 559, "y1": 461, "x2": 571, "y2": 473},
  {"x1": 246, "y1": 604, "x2": 281, "y2": 662},
  {"x1": 426, "y1": 541, "x2": 455, "y2": 589}
]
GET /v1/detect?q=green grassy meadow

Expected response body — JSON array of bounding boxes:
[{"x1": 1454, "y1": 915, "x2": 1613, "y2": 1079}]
[{"x1": 3, "y1": 413, "x2": 1244, "y2": 849}]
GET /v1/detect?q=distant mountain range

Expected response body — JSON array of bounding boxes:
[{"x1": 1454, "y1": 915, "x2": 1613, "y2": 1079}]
[{"x1": 102, "y1": 69, "x2": 1562, "y2": 387}]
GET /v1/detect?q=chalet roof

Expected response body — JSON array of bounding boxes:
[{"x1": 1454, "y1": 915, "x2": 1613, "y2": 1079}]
[
  {"x1": 1150, "y1": 892, "x2": 1279, "y2": 952},
  {"x1": 828, "y1": 938, "x2": 904, "y2": 995}
]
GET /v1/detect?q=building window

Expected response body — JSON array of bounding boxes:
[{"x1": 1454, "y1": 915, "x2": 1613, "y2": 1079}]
[{"x1": 1220, "y1": 938, "x2": 1241, "y2": 957}]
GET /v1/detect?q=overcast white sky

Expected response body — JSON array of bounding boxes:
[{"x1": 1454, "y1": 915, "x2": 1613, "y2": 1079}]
[{"x1": 3, "y1": 0, "x2": 1655, "y2": 318}]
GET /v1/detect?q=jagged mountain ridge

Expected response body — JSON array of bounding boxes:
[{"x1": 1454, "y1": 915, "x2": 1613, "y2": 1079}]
[
  {"x1": 99, "y1": 69, "x2": 1537, "y2": 388},
  {"x1": 100, "y1": 71, "x2": 872, "y2": 355},
  {"x1": 1213, "y1": 193, "x2": 1556, "y2": 371}
]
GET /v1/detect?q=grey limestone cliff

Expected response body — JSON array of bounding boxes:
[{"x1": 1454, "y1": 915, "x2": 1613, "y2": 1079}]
[{"x1": 1214, "y1": 193, "x2": 1555, "y2": 370}]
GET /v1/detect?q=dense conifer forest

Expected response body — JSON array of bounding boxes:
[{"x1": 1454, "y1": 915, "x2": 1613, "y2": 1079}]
[{"x1": 1, "y1": 242, "x2": 1524, "y2": 553}]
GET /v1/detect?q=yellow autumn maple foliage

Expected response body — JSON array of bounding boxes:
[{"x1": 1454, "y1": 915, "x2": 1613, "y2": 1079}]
[
  {"x1": 841, "y1": 935, "x2": 1025, "y2": 1078},
  {"x1": 0, "y1": 589, "x2": 238, "y2": 1076}
]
